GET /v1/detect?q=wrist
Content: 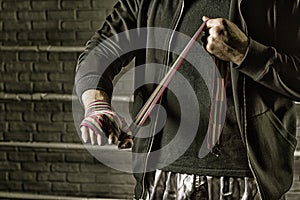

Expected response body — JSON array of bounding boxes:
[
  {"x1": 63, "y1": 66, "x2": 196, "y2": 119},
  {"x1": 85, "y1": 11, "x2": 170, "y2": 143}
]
[{"x1": 82, "y1": 89, "x2": 110, "y2": 109}]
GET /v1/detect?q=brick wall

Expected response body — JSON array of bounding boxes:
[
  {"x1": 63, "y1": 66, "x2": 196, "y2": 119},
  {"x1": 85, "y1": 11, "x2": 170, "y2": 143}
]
[
  {"x1": 0, "y1": 0, "x2": 299, "y2": 199},
  {"x1": 0, "y1": 0, "x2": 136, "y2": 199}
]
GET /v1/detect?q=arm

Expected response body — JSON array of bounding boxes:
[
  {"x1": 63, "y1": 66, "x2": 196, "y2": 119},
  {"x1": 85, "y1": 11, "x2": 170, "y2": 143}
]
[
  {"x1": 203, "y1": 16, "x2": 300, "y2": 101},
  {"x1": 75, "y1": 0, "x2": 141, "y2": 103},
  {"x1": 75, "y1": 0, "x2": 141, "y2": 147}
]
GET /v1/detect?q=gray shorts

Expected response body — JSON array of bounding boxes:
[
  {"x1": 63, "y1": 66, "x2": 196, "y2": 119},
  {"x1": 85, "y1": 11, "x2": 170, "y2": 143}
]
[{"x1": 143, "y1": 169, "x2": 260, "y2": 200}]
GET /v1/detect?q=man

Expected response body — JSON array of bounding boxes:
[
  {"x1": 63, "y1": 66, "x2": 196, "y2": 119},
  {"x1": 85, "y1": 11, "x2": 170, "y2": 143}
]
[{"x1": 75, "y1": 0, "x2": 300, "y2": 199}]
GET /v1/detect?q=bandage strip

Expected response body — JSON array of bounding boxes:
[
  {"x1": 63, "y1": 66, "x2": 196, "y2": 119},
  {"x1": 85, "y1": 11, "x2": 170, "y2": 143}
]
[
  {"x1": 80, "y1": 100, "x2": 124, "y2": 139},
  {"x1": 131, "y1": 21, "x2": 208, "y2": 130}
]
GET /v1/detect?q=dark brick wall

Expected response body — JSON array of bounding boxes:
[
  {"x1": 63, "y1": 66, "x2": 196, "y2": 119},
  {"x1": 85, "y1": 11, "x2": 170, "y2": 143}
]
[
  {"x1": 0, "y1": 0, "x2": 299, "y2": 199},
  {"x1": 0, "y1": 0, "x2": 109, "y2": 46},
  {"x1": 0, "y1": 0, "x2": 136, "y2": 199}
]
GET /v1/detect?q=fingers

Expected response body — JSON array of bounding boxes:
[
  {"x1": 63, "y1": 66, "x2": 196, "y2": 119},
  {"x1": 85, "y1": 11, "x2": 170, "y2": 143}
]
[
  {"x1": 204, "y1": 16, "x2": 224, "y2": 28},
  {"x1": 81, "y1": 125, "x2": 108, "y2": 145},
  {"x1": 202, "y1": 16, "x2": 210, "y2": 23},
  {"x1": 118, "y1": 131, "x2": 134, "y2": 149},
  {"x1": 89, "y1": 128, "x2": 97, "y2": 145},
  {"x1": 81, "y1": 126, "x2": 89, "y2": 143},
  {"x1": 118, "y1": 138, "x2": 134, "y2": 149},
  {"x1": 80, "y1": 111, "x2": 134, "y2": 148},
  {"x1": 108, "y1": 132, "x2": 118, "y2": 145}
]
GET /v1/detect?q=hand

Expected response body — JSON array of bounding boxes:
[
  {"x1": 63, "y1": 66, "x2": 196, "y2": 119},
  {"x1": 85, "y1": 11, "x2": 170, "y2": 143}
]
[
  {"x1": 80, "y1": 90, "x2": 133, "y2": 149},
  {"x1": 202, "y1": 16, "x2": 249, "y2": 65}
]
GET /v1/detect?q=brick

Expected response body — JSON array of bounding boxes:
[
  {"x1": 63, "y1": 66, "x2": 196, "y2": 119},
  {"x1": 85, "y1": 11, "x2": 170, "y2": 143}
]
[
  {"x1": 0, "y1": 152, "x2": 7, "y2": 161},
  {"x1": 33, "y1": 132, "x2": 61, "y2": 142},
  {"x1": 0, "y1": 152, "x2": 6, "y2": 161},
  {"x1": 34, "y1": 62, "x2": 63, "y2": 72},
  {"x1": 76, "y1": 31, "x2": 93, "y2": 40},
  {"x1": 92, "y1": 0, "x2": 118, "y2": 9},
  {"x1": 63, "y1": 83, "x2": 74, "y2": 93},
  {"x1": 38, "y1": 172, "x2": 66, "y2": 181},
  {"x1": 33, "y1": 82, "x2": 62, "y2": 93},
  {"x1": 47, "y1": 10, "x2": 75, "y2": 19},
  {"x1": 0, "y1": 172, "x2": 8, "y2": 181},
  {"x1": 34, "y1": 102, "x2": 63, "y2": 112},
  {"x1": 62, "y1": 21, "x2": 90, "y2": 30},
  {"x1": 0, "y1": 11, "x2": 17, "y2": 19},
  {"x1": 9, "y1": 171, "x2": 36, "y2": 181},
  {"x1": 37, "y1": 123, "x2": 65, "y2": 132},
  {"x1": 91, "y1": 20, "x2": 105, "y2": 30},
  {"x1": 62, "y1": 0, "x2": 91, "y2": 9},
  {"x1": 51, "y1": 163, "x2": 79, "y2": 172},
  {"x1": 63, "y1": 102, "x2": 73, "y2": 112},
  {"x1": 5, "y1": 62, "x2": 32, "y2": 72},
  {"x1": 5, "y1": 32, "x2": 18, "y2": 44},
  {"x1": 52, "y1": 182, "x2": 80, "y2": 192},
  {"x1": 77, "y1": 10, "x2": 106, "y2": 20},
  {"x1": 49, "y1": 73, "x2": 74, "y2": 82},
  {"x1": 96, "y1": 174, "x2": 134, "y2": 184},
  {"x1": 80, "y1": 163, "x2": 109, "y2": 173},
  {"x1": 66, "y1": 123, "x2": 76, "y2": 132},
  {"x1": 62, "y1": 133, "x2": 81, "y2": 143},
  {"x1": 24, "y1": 182, "x2": 51, "y2": 192},
  {"x1": 0, "y1": 181, "x2": 22, "y2": 190},
  {"x1": 30, "y1": 72, "x2": 48, "y2": 81},
  {"x1": 0, "y1": 52, "x2": 17, "y2": 61},
  {"x1": 290, "y1": 180, "x2": 300, "y2": 191},
  {"x1": 3, "y1": 21, "x2": 31, "y2": 31},
  {"x1": 0, "y1": 103, "x2": 5, "y2": 111},
  {"x1": 0, "y1": 122, "x2": 8, "y2": 132},
  {"x1": 0, "y1": 72, "x2": 17, "y2": 81},
  {"x1": 18, "y1": 11, "x2": 46, "y2": 20},
  {"x1": 81, "y1": 183, "x2": 109, "y2": 193},
  {"x1": 0, "y1": 147, "x2": 16, "y2": 152},
  {"x1": 52, "y1": 112, "x2": 73, "y2": 122},
  {"x1": 36, "y1": 152, "x2": 64, "y2": 162},
  {"x1": 294, "y1": 157, "x2": 300, "y2": 173},
  {"x1": 2, "y1": 1, "x2": 31, "y2": 10},
  {"x1": 65, "y1": 152, "x2": 94, "y2": 163},
  {"x1": 32, "y1": 0, "x2": 58, "y2": 10},
  {"x1": 8, "y1": 152, "x2": 35, "y2": 162},
  {"x1": 24, "y1": 112, "x2": 51, "y2": 122},
  {"x1": 111, "y1": 184, "x2": 135, "y2": 195},
  {"x1": 286, "y1": 192, "x2": 300, "y2": 200},
  {"x1": 47, "y1": 32, "x2": 76, "y2": 41},
  {"x1": 32, "y1": 21, "x2": 58, "y2": 30},
  {"x1": 19, "y1": 52, "x2": 39, "y2": 61},
  {"x1": 4, "y1": 132, "x2": 32, "y2": 141},
  {"x1": 6, "y1": 102, "x2": 33, "y2": 111},
  {"x1": 63, "y1": 61, "x2": 77, "y2": 71},
  {"x1": 18, "y1": 32, "x2": 47, "y2": 42},
  {"x1": 67, "y1": 173, "x2": 95, "y2": 183},
  {"x1": 0, "y1": 32, "x2": 8, "y2": 41},
  {"x1": 28, "y1": 32, "x2": 47, "y2": 41},
  {"x1": 5, "y1": 82, "x2": 33, "y2": 93},
  {"x1": 18, "y1": 72, "x2": 30, "y2": 81},
  {"x1": 0, "y1": 162, "x2": 21, "y2": 170},
  {"x1": 22, "y1": 162, "x2": 50, "y2": 172},
  {"x1": 5, "y1": 112, "x2": 22, "y2": 121},
  {"x1": 8, "y1": 122, "x2": 35, "y2": 132}
]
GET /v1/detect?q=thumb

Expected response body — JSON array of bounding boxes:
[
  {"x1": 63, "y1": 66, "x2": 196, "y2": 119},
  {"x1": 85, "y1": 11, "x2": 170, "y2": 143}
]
[{"x1": 202, "y1": 16, "x2": 210, "y2": 22}]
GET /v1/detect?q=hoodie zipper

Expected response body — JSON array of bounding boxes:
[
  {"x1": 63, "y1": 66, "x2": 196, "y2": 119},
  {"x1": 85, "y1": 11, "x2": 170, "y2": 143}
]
[{"x1": 140, "y1": 0, "x2": 185, "y2": 198}]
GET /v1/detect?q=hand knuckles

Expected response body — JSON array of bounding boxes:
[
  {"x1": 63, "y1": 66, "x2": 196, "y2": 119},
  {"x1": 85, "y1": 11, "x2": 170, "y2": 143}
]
[{"x1": 206, "y1": 44, "x2": 214, "y2": 52}]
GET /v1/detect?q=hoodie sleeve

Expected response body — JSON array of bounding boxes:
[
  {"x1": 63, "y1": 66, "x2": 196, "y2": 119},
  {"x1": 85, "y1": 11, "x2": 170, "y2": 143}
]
[
  {"x1": 237, "y1": 38, "x2": 300, "y2": 101},
  {"x1": 75, "y1": 0, "x2": 141, "y2": 103}
]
